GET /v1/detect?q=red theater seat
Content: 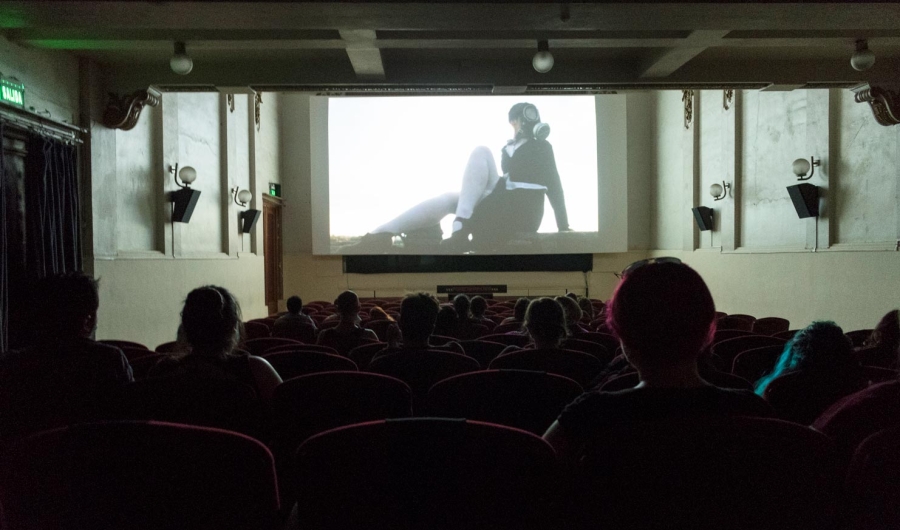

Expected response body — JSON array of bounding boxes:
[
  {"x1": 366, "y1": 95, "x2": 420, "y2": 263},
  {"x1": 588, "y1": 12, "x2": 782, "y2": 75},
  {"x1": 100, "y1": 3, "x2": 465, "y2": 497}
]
[
  {"x1": 263, "y1": 351, "x2": 358, "y2": 380},
  {"x1": 489, "y1": 348, "x2": 603, "y2": 388},
  {"x1": 292, "y1": 418, "x2": 559, "y2": 530},
  {"x1": 0, "y1": 421, "x2": 280, "y2": 530}
]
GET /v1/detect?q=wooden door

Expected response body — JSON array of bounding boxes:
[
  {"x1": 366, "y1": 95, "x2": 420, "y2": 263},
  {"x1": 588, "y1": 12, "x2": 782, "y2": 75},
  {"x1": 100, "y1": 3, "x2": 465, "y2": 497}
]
[{"x1": 262, "y1": 196, "x2": 283, "y2": 315}]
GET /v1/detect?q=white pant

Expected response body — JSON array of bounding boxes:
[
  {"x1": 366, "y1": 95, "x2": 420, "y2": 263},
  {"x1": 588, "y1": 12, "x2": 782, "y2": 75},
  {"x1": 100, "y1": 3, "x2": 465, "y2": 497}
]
[{"x1": 372, "y1": 146, "x2": 500, "y2": 235}]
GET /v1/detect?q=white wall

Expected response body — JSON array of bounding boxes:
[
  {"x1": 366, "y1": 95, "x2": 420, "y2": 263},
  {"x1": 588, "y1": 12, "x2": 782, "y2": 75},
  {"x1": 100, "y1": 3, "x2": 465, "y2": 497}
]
[
  {"x1": 652, "y1": 88, "x2": 900, "y2": 331},
  {"x1": 0, "y1": 35, "x2": 78, "y2": 122},
  {"x1": 88, "y1": 89, "x2": 269, "y2": 348}
]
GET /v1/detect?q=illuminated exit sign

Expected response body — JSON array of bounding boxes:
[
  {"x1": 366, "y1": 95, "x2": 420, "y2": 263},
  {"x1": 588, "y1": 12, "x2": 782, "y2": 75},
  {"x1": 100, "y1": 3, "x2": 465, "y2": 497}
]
[{"x1": 0, "y1": 79, "x2": 24, "y2": 107}]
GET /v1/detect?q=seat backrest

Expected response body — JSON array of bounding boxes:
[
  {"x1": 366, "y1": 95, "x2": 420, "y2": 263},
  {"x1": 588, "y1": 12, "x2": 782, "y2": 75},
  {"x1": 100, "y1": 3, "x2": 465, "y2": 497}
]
[
  {"x1": 365, "y1": 319, "x2": 398, "y2": 341},
  {"x1": 711, "y1": 335, "x2": 786, "y2": 366},
  {"x1": 119, "y1": 346, "x2": 154, "y2": 362},
  {"x1": 98, "y1": 339, "x2": 148, "y2": 351},
  {"x1": 128, "y1": 353, "x2": 167, "y2": 380},
  {"x1": 266, "y1": 343, "x2": 338, "y2": 356},
  {"x1": 751, "y1": 317, "x2": 791, "y2": 336},
  {"x1": 561, "y1": 338, "x2": 613, "y2": 364},
  {"x1": 712, "y1": 329, "x2": 755, "y2": 344},
  {"x1": 845, "y1": 329, "x2": 874, "y2": 348},
  {"x1": 368, "y1": 350, "x2": 481, "y2": 411},
  {"x1": 572, "y1": 332, "x2": 620, "y2": 353},
  {"x1": 243, "y1": 321, "x2": 271, "y2": 340},
  {"x1": 599, "y1": 372, "x2": 639, "y2": 392},
  {"x1": 764, "y1": 370, "x2": 868, "y2": 425},
  {"x1": 479, "y1": 333, "x2": 531, "y2": 347},
  {"x1": 861, "y1": 365, "x2": 899, "y2": 384},
  {"x1": 488, "y1": 348, "x2": 603, "y2": 387},
  {"x1": 242, "y1": 337, "x2": 304, "y2": 356},
  {"x1": 570, "y1": 417, "x2": 839, "y2": 530},
  {"x1": 426, "y1": 369, "x2": 582, "y2": 435},
  {"x1": 273, "y1": 371, "x2": 412, "y2": 455},
  {"x1": 155, "y1": 341, "x2": 184, "y2": 354},
  {"x1": 491, "y1": 321, "x2": 524, "y2": 334},
  {"x1": 111, "y1": 375, "x2": 266, "y2": 438},
  {"x1": 731, "y1": 345, "x2": 785, "y2": 383},
  {"x1": 457, "y1": 340, "x2": 507, "y2": 367},
  {"x1": 773, "y1": 329, "x2": 799, "y2": 341},
  {"x1": 855, "y1": 345, "x2": 898, "y2": 370},
  {"x1": 846, "y1": 425, "x2": 900, "y2": 530},
  {"x1": 716, "y1": 316, "x2": 754, "y2": 332},
  {"x1": 0, "y1": 421, "x2": 280, "y2": 530},
  {"x1": 271, "y1": 324, "x2": 318, "y2": 344},
  {"x1": 348, "y1": 341, "x2": 390, "y2": 369},
  {"x1": 263, "y1": 351, "x2": 358, "y2": 380},
  {"x1": 293, "y1": 418, "x2": 559, "y2": 530}
]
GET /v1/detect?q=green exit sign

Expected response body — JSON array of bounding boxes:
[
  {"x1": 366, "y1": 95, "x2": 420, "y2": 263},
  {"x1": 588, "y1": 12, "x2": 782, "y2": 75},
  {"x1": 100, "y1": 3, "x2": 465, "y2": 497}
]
[{"x1": 0, "y1": 78, "x2": 24, "y2": 107}]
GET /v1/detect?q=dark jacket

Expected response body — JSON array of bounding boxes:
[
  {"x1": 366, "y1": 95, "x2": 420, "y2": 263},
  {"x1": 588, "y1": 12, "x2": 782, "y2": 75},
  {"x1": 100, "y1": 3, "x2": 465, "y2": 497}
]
[{"x1": 501, "y1": 138, "x2": 570, "y2": 230}]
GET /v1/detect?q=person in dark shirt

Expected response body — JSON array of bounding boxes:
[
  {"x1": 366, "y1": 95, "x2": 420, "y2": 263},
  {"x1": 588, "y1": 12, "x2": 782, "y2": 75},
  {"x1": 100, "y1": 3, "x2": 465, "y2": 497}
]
[
  {"x1": 0, "y1": 272, "x2": 133, "y2": 439},
  {"x1": 317, "y1": 291, "x2": 379, "y2": 356},
  {"x1": 499, "y1": 297, "x2": 530, "y2": 326},
  {"x1": 543, "y1": 259, "x2": 772, "y2": 460},
  {"x1": 273, "y1": 295, "x2": 317, "y2": 332},
  {"x1": 150, "y1": 286, "x2": 282, "y2": 400},
  {"x1": 373, "y1": 293, "x2": 464, "y2": 360}
]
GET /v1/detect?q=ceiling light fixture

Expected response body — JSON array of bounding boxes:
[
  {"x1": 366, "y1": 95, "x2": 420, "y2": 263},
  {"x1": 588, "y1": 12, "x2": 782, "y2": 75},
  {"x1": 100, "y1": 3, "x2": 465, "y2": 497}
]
[
  {"x1": 532, "y1": 40, "x2": 554, "y2": 74},
  {"x1": 170, "y1": 42, "x2": 193, "y2": 75},
  {"x1": 851, "y1": 39, "x2": 875, "y2": 71}
]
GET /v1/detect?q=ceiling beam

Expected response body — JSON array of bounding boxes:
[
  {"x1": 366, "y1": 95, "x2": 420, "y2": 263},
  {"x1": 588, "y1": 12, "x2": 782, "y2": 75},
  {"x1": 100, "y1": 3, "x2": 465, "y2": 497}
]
[
  {"x1": 639, "y1": 30, "x2": 729, "y2": 78},
  {"x1": 2, "y1": 2, "x2": 900, "y2": 32},
  {"x1": 339, "y1": 29, "x2": 385, "y2": 80}
]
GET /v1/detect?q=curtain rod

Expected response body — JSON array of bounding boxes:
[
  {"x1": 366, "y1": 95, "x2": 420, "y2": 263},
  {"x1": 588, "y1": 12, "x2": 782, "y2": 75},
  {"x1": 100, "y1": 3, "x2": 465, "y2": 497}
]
[{"x1": 0, "y1": 103, "x2": 86, "y2": 145}]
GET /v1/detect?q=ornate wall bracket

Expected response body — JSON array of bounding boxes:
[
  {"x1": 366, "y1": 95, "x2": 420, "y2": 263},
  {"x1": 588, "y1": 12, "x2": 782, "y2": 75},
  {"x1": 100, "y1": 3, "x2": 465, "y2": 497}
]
[
  {"x1": 102, "y1": 87, "x2": 162, "y2": 131},
  {"x1": 254, "y1": 92, "x2": 262, "y2": 131},
  {"x1": 852, "y1": 83, "x2": 900, "y2": 126},
  {"x1": 682, "y1": 89, "x2": 694, "y2": 129},
  {"x1": 226, "y1": 93, "x2": 235, "y2": 113},
  {"x1": 723, "y1": 89, "x2": 734, "y2": 111}
]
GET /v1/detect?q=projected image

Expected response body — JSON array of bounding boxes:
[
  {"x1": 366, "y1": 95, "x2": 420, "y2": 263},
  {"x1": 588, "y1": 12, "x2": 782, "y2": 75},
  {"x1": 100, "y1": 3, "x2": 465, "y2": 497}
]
[{"x1": 328, "y1": 96, "x2": 598, "y2": 254}]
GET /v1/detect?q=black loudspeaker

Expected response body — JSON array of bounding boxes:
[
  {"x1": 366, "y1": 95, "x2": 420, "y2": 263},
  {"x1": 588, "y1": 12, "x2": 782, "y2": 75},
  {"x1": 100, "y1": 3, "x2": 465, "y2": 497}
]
[
  {"x1": 786, "y1": 184, "x2": 819, "y2": 218},
  {"x1": 240, "y1": 209, "x2": 261, "y2": 234},
  {"x1": 171, "y1": 188, "x2": 201, "y2": 223},
  {"x1": 692, "y1": 206, "x2": 714, "y2": 231}
]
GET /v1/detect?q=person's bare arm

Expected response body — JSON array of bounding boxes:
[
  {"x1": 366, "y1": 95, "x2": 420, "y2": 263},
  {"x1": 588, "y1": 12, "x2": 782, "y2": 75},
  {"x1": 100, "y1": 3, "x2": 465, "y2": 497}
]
[
  {"x1": 248, "y1": 355, "x2": 283, "y2": 401},
  {"x1": 543, "y1": 420, "x2": 579, "y2": 468}
]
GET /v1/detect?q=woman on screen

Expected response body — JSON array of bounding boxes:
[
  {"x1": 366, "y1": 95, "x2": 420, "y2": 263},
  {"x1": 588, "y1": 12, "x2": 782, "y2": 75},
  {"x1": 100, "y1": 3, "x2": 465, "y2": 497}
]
[{"x1": 349, "y1": 102, "x2": 570, "y2": 252}]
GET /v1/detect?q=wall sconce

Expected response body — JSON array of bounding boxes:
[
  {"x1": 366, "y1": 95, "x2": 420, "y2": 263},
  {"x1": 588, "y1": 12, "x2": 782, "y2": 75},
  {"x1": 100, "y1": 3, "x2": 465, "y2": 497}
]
[
  {"x1": 691, "y1": 206, "x2": 714, "y2": 231},
  {"x1": 232, "y1": 187, "x2": 261, "y2": 234},
  {"x1": 709, "y1": 181, "x2": 731, "y2": 201},
  {"x1": 169, "y1": 164, "x2": 200, "y2": 223},
  {"x1": 792, "y1": 157, "x2": 820, "y2": 181}
]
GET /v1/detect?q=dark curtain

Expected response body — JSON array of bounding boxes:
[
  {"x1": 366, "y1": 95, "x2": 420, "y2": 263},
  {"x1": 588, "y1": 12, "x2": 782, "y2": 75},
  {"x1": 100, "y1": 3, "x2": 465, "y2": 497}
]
[
  {"x1": 0, "y1": 123, "x2": 7, "y2": 353},
  {"x1": 24, "y1": 136, "x2": 81, "y2": 278}
]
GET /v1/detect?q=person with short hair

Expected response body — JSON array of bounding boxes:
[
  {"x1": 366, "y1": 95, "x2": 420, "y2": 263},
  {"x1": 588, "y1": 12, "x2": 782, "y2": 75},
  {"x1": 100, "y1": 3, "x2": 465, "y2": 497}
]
[
  {"x1": 524, "y1": 298, "x2": 569, "y2": 349},
  {"x1": 151, "y1": 286, "x2": 282, "y2": 400},
  {"x1": 500, "y1": 297, "x2": 530, "y2": 326},
  {"x1": 0, "y1": 272, "x2": 133, "y2": 438},
  {"x1": 556, "y1": 295, "x2": 588, "y2": 335},
  {"x1": 376, "y1": 294, "x2": 464, "y2": 357},
  {"x1": 543, "y1": 259, "x2": 772, "y2": 460},
  {"x1": 273, "y1": 295, "x2": 317, "y2": 332},
  {"x1": 317, "y1": 291, "x2": 379, "y2": 355}
]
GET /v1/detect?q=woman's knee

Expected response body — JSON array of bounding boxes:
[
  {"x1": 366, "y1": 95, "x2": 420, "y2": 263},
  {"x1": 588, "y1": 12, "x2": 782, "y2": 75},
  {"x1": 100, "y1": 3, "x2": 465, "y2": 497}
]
[{"x1": 469, "y1": 145, "x2": 494, "y2": 162}]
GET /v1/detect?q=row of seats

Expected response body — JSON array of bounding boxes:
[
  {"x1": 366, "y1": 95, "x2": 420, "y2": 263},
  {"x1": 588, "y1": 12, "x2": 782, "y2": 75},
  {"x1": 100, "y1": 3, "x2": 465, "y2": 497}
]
[{"x1": 2, "y1": 415, "x2": 893, "y2": 529}]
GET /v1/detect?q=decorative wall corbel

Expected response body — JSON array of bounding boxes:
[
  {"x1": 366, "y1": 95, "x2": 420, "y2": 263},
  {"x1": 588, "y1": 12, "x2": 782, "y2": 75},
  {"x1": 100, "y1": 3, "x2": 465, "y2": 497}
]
[
  {"x1": 226, "y1": 93, "x2": 235, "y2": 113},
  {"x1": 682, "y1": 89, "x2": 694, "y2": 129},
  {"x1": 852, "y1": 83, "x2": 900, "y2": 126},
  {"x1": 723, "y1": 89, "x2": 734, "y2": 111},
  {"x1": 102, "y1": 87, "x2": 162, "y2": 131},
  {"x1": 254, "y1": 92, "x2": 262, "y2": 132}
]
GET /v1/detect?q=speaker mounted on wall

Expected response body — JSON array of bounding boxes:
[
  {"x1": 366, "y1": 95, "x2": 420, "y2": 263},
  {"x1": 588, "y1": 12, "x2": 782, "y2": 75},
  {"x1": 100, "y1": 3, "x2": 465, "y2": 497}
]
[
  {"x1": 240, "y1": 209, "x2": 261, "y2": 234},
  {"x1": 170, "y1": 188, "x2": 201, "y2": 223},
  {"x1": 786, "y1": 183, "x2": 819, "y2": 218},
  {"x1": 691, "y1": 206, "x2": 714, "y2": 231}
]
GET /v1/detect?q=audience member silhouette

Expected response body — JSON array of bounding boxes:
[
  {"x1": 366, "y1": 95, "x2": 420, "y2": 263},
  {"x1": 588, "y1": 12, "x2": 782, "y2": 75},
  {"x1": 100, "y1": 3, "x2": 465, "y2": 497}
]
[
  {"x1": 754, "y1": 321, "x2": 866, "y2": 424},
  {"x1": 452, "y1": 294, "x2": 472, "y2": 323},
  {"x1": 316, "y1": 290, "x2": 379, "y2": 355},
  {"x1": 0, "y1": 272, "x2": 133, "y2": 438},
  {"x1": 149, "y1": 286, "x2": 282, "y2": 400},
  {"x1": 433, "y1": 305, "x2": 460, "y2": 337},
  {"x1": 523, "y1": 297, "x2": 569, "y2": 350},
  {"x1": 469, "y1": 296, "x2": 494, "y2": 328},
  {"x1": 543, "y1": 260, "x2": 772, "y2": 461},
  {"x1": 577, "y1": 296, "x2": 594, "y2": 323},
  {"x1": 374, "y1": 293, "x2": 464, "y2": 359},
  {"x1": 500, "y1": 297, "x2": 530, "y2": 326},
  {"x1": 556, "y1": 295, "x2": 588, "y2": 335},
  {"x1": 857, "y1": 309, "x2": 899, "y2": 369},
  {"x1": 273, "y1": 295, "x2": 317, "y2": 333}
]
